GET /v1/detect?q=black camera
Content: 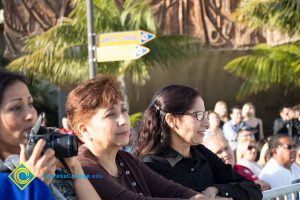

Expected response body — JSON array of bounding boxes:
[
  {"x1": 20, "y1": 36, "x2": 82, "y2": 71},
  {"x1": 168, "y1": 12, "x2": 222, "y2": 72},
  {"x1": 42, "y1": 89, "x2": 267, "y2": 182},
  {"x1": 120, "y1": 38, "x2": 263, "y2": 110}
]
[{"x1": 26, "y1": 113, "x2": 79, "y2": 159}]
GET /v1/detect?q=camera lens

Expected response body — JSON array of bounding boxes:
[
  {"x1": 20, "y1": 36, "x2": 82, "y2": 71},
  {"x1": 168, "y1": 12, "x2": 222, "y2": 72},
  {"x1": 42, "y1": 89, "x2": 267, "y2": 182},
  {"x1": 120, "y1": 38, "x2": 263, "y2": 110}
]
[{"x1": 51, "y1": 134, "x2": 78, "y2": 158}]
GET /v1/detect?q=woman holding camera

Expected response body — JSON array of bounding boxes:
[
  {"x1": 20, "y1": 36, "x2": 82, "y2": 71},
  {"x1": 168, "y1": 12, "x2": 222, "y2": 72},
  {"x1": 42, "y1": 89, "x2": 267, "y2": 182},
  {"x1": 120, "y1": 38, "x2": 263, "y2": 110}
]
[
  {"x1": 133, "y1": 84, "x2": 262, "y2": 200},
  {"x1": 66, "y1": 74, "x2": 224, "y2": 200},
  {"x1": 0, "y1": 69, "x2": 101, "y2": 200}
]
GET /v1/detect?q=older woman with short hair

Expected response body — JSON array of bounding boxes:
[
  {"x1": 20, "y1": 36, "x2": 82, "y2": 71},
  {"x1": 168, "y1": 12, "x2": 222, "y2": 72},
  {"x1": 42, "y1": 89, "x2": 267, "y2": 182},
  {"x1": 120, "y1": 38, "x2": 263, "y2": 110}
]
[{"x1": 67, "y1": 74, "x2": 206, "y2": 200}]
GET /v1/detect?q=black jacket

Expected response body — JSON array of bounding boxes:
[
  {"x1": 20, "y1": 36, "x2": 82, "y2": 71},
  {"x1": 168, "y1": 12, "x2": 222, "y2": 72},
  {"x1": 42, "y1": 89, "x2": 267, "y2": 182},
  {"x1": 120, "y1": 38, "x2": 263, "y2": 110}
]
[{"x1": 142, "y1": 144, "x2": 262, "y2": 200}]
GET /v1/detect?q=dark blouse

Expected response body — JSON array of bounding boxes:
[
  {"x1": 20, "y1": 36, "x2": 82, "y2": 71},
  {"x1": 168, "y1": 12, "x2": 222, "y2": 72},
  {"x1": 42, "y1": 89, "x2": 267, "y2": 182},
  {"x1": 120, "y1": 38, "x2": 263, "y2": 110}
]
[
  {"x1": 142, "y1": 145, "x2": 262, "y2": 200},
  {"x1": 252, "y1": 124, "x2": 260, "y2": 142},
  {"x1": 76, "y1": 145, "x2": 198, "y2": 200}
]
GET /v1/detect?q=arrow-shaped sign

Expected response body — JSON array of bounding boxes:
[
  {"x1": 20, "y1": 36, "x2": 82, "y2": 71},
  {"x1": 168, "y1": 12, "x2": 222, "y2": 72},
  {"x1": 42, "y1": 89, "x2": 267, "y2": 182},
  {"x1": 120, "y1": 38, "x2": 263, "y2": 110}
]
[
  {"x1": 98, "y1": 30, "x2": 155, "y2": 47},
  {"x1": 96, "y1": 45, "x2": 150, "y2": 62}
]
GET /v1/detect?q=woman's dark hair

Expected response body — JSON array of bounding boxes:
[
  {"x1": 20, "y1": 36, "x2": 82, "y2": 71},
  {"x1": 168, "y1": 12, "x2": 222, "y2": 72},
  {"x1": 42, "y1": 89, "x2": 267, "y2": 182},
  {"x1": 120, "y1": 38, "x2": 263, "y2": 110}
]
[
  {"x1": 133, "y1": 84, "x2": 201, "y2": 158},
  {"x1": 0, "y1": 69, "x2": 27, "y2": 105}
]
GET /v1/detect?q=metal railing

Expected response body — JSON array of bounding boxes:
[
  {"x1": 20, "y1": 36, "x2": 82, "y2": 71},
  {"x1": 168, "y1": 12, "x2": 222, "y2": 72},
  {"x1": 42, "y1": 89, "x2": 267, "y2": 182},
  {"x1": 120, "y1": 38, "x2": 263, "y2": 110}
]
[{"x1": 263, "y1": 183, "x2": 300, "y2": 200}]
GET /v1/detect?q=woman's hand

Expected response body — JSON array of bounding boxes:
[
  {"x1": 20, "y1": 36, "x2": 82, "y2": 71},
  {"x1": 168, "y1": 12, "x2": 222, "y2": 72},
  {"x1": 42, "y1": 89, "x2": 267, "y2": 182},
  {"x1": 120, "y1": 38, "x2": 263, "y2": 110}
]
[
  {"x1": 255, "y1": 180, "x2": 271, "y2": 191},
  {"x1": 20, "y1": 139, "x2": 56, "y2": 185},
  {"x1": 59, "y1": 157, "x2": 102, "y2": 200},
  {"x1": 189, "y1": 193, "x2": 233, "y2": 200},
  {"x1": 63, "y1": 157, "x2": 84, "y2": 175},
  {"x1": 202, "y1": 186, "x2": 219, "y2": 199},
  {"x1": 189, "y1": 193, "x2": 206, "y2": 200}
]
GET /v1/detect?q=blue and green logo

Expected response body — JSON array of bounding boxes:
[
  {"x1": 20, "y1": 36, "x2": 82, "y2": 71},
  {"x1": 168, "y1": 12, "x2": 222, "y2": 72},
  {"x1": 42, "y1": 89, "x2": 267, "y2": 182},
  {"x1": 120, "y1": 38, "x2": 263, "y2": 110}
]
[{"x1": 8, "y1": 163, "x2": 36, "y2": 190}]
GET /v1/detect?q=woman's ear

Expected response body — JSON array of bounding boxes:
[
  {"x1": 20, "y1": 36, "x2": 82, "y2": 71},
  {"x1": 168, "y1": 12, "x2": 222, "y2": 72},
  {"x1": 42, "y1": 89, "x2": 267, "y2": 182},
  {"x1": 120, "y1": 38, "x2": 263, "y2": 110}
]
[
  {"x1": 77, "y1": 123, "x2": 93, "y2": 141},
  {"x1": 165, "y1": 113, "x2": 177, "y2": 129}
]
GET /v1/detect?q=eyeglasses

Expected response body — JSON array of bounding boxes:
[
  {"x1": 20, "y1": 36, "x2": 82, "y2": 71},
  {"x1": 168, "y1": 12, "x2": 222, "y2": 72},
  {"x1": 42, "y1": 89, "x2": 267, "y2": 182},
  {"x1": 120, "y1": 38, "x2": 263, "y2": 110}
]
[
  {"x1": 247, "y1": 145, "x2": 256, "y2": 151},
  {"x1": 181, "y1": 111, "x2": 208, "y2": 121},
  {"x1": 277, "y1": 144, "x2": 295, "y2": 150}
]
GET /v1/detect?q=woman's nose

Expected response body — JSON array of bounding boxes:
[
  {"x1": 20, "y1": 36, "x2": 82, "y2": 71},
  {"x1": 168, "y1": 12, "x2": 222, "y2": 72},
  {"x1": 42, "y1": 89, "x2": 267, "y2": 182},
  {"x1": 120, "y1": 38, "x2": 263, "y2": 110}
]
[
  {"x1": 202, "y1": 117, "x2": 210, "y2": 128},
  {"x1": 118, "y1": 113, "x2": 129, "y2": 126},
  {"x1": 25, "y1": 106, "x2": 37, "y2": 122}
]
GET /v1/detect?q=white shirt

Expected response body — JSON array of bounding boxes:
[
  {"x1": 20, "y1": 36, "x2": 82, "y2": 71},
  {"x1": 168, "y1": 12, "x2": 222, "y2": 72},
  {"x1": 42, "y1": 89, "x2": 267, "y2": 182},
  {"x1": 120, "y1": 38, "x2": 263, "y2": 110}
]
[
  {"x1": 291, "y1": 163, "x2": 300, "y2": 179},
  {"x1": 237, "y1": 159, "x2": 262, "y2": 177},
  {"x1": 259, "y1": 158, "x2": 299, "y2": 189}
]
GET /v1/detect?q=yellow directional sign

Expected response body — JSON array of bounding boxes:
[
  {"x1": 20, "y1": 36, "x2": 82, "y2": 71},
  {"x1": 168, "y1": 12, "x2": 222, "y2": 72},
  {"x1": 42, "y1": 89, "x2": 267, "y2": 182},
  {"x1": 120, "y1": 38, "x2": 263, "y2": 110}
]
[
  {"x1": 96, "y1": 45, "x2": 150, "y2": 62},
  {"x1": 98, "y1": 30, "x2": 155, "y2": 47}
]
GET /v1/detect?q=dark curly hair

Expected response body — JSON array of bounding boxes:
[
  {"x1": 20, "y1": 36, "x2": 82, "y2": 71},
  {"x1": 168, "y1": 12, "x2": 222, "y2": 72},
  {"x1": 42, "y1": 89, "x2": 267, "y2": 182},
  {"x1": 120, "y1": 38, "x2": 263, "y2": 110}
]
[{"x1": 133, "y1": 84, "x2": 201, "y2": 158}]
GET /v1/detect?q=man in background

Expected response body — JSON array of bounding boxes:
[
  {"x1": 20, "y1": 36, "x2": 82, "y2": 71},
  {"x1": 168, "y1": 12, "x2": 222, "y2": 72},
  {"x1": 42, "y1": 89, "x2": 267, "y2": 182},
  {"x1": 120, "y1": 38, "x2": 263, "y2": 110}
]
[
  {"x1": 223, "y1": 106, "x2": 243, "y2": 151},
  {"x1": 203, "y1": 135, "x2": 270, "y2": 191},
  {"x1": 259, "y1": 135, "x2": 298, "y2": 189}
]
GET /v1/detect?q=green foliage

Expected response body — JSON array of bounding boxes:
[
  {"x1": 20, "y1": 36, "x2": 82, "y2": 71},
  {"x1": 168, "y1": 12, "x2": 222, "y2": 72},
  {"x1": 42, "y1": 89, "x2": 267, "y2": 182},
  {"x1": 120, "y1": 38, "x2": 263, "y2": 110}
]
[
  {"x1": 121, "y1": 0, "x2": 157, "y2": 33},
  {"x1": 225, "y1": 43, "x2": 300, "y2": 99},
  {"x1": 8, "y1": 0, "x2": 202, "y2": 89},
  {"x1": 130, "y1": 112, "x2": 142, "y2": 128},
  {"x1": 226, "y1": 0, "x2": 300, "y2": 99},
  {"x1": 234, "y1": 0, "x2": 300, "y2": 36},
  {"x1": 8, "y1": 0, "x2": 122, "y2": 87}
]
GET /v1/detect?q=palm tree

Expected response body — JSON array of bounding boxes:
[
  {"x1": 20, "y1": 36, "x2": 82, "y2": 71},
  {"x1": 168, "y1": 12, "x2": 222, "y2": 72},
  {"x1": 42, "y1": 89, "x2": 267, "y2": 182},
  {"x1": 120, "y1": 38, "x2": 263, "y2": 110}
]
[
  {"x1": 8, "y1": 0, "x2": 202, "y2": 89},
  {"x1": 225, "y1": 0, "x2": 300, "y2": 99},
  {"x1": 233, "y1": 0, "x2": 300, "y2": 37}
]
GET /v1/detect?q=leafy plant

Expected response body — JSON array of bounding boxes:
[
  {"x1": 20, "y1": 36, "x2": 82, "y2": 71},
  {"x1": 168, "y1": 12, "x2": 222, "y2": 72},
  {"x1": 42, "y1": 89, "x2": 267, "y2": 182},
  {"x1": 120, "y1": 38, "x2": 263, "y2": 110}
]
[
  {"x1": 8, "y1": 0, "x2": 202, "y2": 89},
  {"x1": 130, "y1": 112, "x2": 142, "y2": 128},
  {"x1": 225, "y1": 43, "x2": 300, "y2": 99},
  {"x1": 226, "y1": 0, "x2": 300, "y2": 99}
]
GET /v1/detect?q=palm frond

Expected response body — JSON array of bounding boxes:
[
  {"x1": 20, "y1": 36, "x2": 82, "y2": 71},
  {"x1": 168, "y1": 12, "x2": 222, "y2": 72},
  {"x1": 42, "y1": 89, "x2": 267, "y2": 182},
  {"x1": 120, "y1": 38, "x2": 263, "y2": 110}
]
[
  {"x1": 121, "y1": 0, "x2": 157, "y2": 33},
  {"x1": 8, "y1": 0, "x2": 202, "y2": 88},
  {"x1": 234, "y1": 0, "x2": 300, "y2": 36},
  {"x1": 225, "y1": 43, "x2": 300, "y2": 99}
]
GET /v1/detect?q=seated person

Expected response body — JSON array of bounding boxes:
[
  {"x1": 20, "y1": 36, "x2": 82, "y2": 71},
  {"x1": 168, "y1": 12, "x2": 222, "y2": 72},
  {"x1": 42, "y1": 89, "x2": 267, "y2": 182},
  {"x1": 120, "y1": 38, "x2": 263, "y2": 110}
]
[
  {"x1": 204, "y1": 111, "x2": 224, "y2": 139},
  {"x1": 66, "y1": 74, "x2": 207, "y2": 200},
  {"x1": 214, "y1": 101, "x2": 229, "y2": 129},
  {"x1": 60, "y1": 116, "x2": 75, "y2": 135},
  {"x1": 203, "y1": 134, "x2": 270, "y2": 191},
  {"x1": 0, "y1": 69, "x2": 101, "y2": 200},
  {"x1": 235, "y1": 123, "x2": 256, "y2": 162},
  {"x1": 273, "y1": 106, "x2": 299, "y2": 138},
  {"x1": 223, "y1": 106, "x2": 243, "y2": 151},
  {"x1": 259, "y1": 134, "x2": 298, "y2": 189},
  {"x1": 241, "y1": 102, "x2": 264, "y2": 141},
  {"x1": 237, "y1": 141, "x2": 262, "y2": 177},
  {"x1": 133, "y1": 84, "x2": 262, "y2": 199},
  {"x1": 291, "y1": 140, "x2": 300, "y2": 178}
]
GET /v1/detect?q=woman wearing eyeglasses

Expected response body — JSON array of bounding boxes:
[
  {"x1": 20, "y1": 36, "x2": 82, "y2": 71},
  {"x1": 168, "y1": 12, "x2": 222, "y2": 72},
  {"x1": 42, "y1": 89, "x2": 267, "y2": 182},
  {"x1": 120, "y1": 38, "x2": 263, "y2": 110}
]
[
  {"x1": 67, "y1": 75, "x2": 218, "y2": 200},
  {"x1": 134, "y1": 84, "x2": 262, "y2": 200}
]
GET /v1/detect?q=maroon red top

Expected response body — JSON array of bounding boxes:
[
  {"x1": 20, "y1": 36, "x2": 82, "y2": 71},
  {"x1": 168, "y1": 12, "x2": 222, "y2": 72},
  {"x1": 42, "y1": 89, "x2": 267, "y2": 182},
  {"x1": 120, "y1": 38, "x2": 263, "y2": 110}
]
[
  {"x1": 234, "y1": 164, "x2": 259, "y2": 181},
  {"x1": 76, "y1": 145, "x2": 198, "y2": 200}
]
